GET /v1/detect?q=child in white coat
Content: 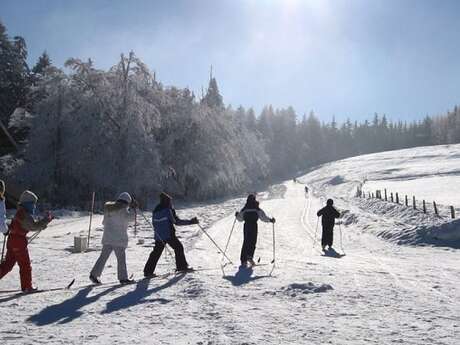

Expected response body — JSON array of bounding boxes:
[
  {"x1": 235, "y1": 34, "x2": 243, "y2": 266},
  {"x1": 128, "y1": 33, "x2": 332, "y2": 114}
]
[{"x1": 89, "y1": 192, "x2": 137, "y2": 284}]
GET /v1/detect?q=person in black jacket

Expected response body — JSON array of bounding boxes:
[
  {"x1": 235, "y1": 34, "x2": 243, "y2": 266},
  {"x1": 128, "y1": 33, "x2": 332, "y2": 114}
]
[
  {"x1": 317, "y1": 199, "x2": 340, "y2": 251},
  {"x1": 235, "y1": 194, "x2": 275, "y2": 267}
]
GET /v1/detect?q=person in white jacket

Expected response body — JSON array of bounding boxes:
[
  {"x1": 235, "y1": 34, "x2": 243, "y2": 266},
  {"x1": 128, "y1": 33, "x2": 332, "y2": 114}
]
[
  {"x1": 0, "y1": 180, "x2": 7, "y2": 235},
  {"x1": 89, "y1": 192, "x2": 137, "y2": 284}
]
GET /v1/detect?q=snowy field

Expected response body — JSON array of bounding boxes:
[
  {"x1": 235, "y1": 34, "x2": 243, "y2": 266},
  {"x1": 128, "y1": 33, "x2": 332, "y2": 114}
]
[{"x1": 1, "y1": 145, "x2": 459, "y2": 344}]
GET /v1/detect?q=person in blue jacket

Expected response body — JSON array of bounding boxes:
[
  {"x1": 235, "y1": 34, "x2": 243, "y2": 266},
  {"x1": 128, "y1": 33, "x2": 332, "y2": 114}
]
[{"x1": 143, "y1": 192, "x2": 198, "y2": 277}]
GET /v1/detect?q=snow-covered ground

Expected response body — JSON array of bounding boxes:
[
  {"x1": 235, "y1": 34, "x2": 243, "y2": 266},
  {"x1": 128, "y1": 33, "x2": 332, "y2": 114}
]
[
  {"x1": 303, "y1": 143, "x2": 460, "y2": 248},
  {"x1": 1, "y1": 145, "x2": 459, "y2": 344}
]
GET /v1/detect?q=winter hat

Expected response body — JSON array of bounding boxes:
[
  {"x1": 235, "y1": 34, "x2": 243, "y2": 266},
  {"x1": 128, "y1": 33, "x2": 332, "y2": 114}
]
[
  {"x1": 159, "y1": 192, "x2": 172, "y2": 207},
  {"x1": 117, "y1": 192, "x2": 132, "y2": 204},
  {"x1": 326, "y1": 199, "x2": 334, "y2": 206},
  {"x1": 19, "y1": 190, "x2": 38, "y2": 204},
  {"x1": 245, "y1": 194, "x2": 258, "y2": 209}
]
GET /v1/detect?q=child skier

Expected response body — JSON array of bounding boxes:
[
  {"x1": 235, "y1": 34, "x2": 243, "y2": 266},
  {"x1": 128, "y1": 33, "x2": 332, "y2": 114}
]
[
  {"x1": 235, "y1": 194, "x2": 275, "y2": 267},
  {"x1": 0, "y1": 190, "x2": 53, "y2": 292},
  {"x1": 143, "y1": 192, "x2": 199, "y2": 277},
  {"x1": 316, "y1": 199, "x2": 340, "y2": 251},
  {"x1": 90, "y1": 192, "x2": 137, "y2": 284}
]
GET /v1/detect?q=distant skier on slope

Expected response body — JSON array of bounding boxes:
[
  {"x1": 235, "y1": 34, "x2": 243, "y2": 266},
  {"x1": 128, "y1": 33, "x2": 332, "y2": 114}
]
[
  {"x1": 317, "y1": 199, "x2": 340, "y2": 252},
  {"x1": 0, "y1": 190, "x2": 53, "y2": 292},
  {"x1": 89, "y1": 192, "x2": 137, "y2": 285},
  {"x1": 235, "y1": 194, "x2": 275, "y2": 267},
  {"x1": 305, "y1": 186, "x2": 309, "y2": 195},
  {"x1": 143, "y1": 192, "x2": 199, "y2": 277}
]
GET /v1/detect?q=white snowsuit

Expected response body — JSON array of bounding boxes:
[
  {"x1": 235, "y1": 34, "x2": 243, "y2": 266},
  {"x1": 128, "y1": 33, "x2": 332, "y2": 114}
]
[{"x1": 90, "y1": 201, "x2": 135, "y2": 281}]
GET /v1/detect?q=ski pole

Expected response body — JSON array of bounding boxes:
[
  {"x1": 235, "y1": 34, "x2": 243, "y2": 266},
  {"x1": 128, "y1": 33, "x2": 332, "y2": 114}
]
[
  {"x1": 271, "y1": 222, "x2": 276, "y2": 264},
  {"x1": 138, "y1": 211, "x2": 174, "y2": 257},
  {"x1": 221, "y1": 217, "x2": 237, "y2": 265},
  {"x1": 338, "y1": 222, "x2": 345, "y2": 254},
  {"x1": 269, "y1": 222, "x2": 276, "y2": 276},
  {"x1": 197, "y1": 224, "x2": 233, "y2": 264},
  {"x1": 28, "y1": 229, "x2": 43, "y2": 245},
  {"x1": 1, "y1": 232, "x2": 7, "y2": 263},
  {"x1": 134, "y1": 206, "x2": 138, "y2": 238}
]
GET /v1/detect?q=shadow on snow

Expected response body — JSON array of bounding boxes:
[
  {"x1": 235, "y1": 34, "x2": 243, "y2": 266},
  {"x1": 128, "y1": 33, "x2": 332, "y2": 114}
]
[
  {"x1": 101, "y1": 273, "x2": 185, "y2": 314},
  {"x1": 27, "y1": 285, "x2": 121, "y2": 326},
  {"x1": 27, "y1": 274, "x2": 184, "y2": 326},
  {"x1": 223, "y1": 265, "x2": 271, "y2": 286}
]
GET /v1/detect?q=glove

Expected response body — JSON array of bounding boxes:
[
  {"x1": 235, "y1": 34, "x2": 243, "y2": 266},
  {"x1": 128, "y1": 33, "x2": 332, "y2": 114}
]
[
  {"x1": 45, "y1": 211, "x2": 54, "y2": 223},
  {"x1": 235, "y1": 212, "x2": 239, "y2": 217},
  {"x1": 190, "y1": 217, "x2": 199, "y2": 225},
  {"x1": 271, "y1": 217, "x2": 276, "y2": 223},
  {"x1": 2, "y1": 230, "x2": 8, "y2": 237}
]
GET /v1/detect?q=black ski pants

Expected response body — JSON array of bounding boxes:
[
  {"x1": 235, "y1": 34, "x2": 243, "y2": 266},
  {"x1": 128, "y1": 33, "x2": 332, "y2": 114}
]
[
  {"x1": 321, "y1": 225, "x2": 334, "y2": 247},
  {"x1": 240, "y1": 223, "x2": 258, "y2": 263},
  {"x1": 143, "y1": 235, "x2": 188, "y2": 275}
]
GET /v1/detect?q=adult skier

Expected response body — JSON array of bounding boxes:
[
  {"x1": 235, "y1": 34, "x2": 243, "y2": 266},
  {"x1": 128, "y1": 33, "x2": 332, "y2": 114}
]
[
  {"x1": 235, "y1": 194, "x2": 275, "y2": 267},
  {"x1": 90, "y1": 192, "x2": 137, "y2": 284},
  {"x1": 316, "y1": 199, "x2": 340, "y2": 251},
  {"x1": 143, "y1": 192, "x2": 199, "y2": 277},
  {"x1": 0, "y1": 190, "x2": 53, "y2": 292}
]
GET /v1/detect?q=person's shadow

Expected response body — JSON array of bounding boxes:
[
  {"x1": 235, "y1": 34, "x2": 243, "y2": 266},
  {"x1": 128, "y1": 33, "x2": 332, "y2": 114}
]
[
  {"x1": 101, "y1": 273, "x2": 185, "y2": 314},
  {"x1": 223, "y1": 265, "x2": 270, "y2": 286},
  {"x1": 322, "y1": 247, "x2": 346, "y2": 258},
  {"x1": 27, "y1": 285, "x2": 122, "y2": 326}
]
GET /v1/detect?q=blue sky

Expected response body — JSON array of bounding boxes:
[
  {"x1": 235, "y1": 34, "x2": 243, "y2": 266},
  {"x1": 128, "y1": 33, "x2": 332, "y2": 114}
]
[{"x1": 2, "y1": 0, "x2": 460, "y2": 122}]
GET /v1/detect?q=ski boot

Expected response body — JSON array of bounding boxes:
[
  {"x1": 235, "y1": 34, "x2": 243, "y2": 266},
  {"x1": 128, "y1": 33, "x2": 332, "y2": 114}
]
[
  {"x1": 119, "y1": 278, "x2": 136, "y2": 285},
  {"x1": 89, "y1": 274, "x2": 102, "y2": 285},
  {"x1": 22, "y1": 287, "x2": 38, "y2": 294}
]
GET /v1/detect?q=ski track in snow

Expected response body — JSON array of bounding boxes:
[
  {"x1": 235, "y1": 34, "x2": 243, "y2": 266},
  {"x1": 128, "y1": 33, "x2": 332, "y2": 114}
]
[{"x1": 1, "y1": 148, "x2": 460, "y2": 344}]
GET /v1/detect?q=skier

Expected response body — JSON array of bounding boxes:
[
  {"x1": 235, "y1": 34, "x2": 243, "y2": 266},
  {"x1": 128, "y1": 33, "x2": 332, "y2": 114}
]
[
  {"x1": 0, "y1": 190, "x2": 53, "y2": 292},
  {"x1": 316, "y1": 199, "x2": 340, "y2": 251},
  {"x1": 143, "y1": 192, "x2": 199, "y2": 277},
  {"x1": 89, "y1": 192, "x2": 137, "y2": 284},
  {"x1": 235, "y1": 194, "x2": 275, "y2": 267},
  {"x1": 305, "y1": 186, "x2": 309, "y2": 195},
  {"x1": 0, "y1": 180, "x2": 7, "y2": 236}
]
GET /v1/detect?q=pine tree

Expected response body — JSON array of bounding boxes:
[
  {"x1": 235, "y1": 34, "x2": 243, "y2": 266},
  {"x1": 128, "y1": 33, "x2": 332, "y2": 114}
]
[
  {"x1": 32, "y1": 51, "x2": 52, "y2": 75},
  {"x1": 202, "y1": 77, "x2": 224, "y2": 109}
]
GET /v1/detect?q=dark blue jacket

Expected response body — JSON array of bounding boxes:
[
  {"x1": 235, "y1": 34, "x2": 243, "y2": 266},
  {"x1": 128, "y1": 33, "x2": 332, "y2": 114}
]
[{"x1": 152, "y1": 204, "x2": 193, "y2": 241}]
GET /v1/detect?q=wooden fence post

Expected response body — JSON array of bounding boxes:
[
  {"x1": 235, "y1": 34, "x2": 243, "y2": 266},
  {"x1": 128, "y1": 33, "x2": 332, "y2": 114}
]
[
  {"x1": 384, "y1": 189, "x2": 387, "y2": 201},
  {"x1": 423, "y1": 200, "x2": 426, "y2": 213},
  {"x1": 405, "y1": 195, "x2": 408, "y2": 206},
  {"x1": 390, "y1": 192, "x2": 394, "y2": 202},
  {"x1": 413, "y1": 196, "x2": 416, "y2": 210},
  {"x1": 396, "y1": 193, "x2": 399, "y2": 204},
  {"x1": 372, "y1": 192, "x2": 375, "y2": 198},
  {"x1": 433, "y1": 201, "x2": 438, "y2": 216},
  {"x1": 87, "y1": 191, "x2": 96, "y2": 249},
  {"x1": 451, "y1": 206, "x2": 455, "y2": 219}
]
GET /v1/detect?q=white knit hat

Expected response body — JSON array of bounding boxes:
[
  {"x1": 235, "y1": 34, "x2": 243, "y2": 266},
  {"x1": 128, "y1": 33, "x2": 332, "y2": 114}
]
[
  {"x1": 19, "y1": 190, "x2": 38, "y2": 204},
  {"x1": 117, "y1": 192, "x2": 132, "y2": 204}
]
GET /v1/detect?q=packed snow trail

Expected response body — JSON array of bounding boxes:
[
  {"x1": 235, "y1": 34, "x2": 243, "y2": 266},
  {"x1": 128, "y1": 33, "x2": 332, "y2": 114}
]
[{"x1": 0, "y1": 181, "x2": 459, "y2": 344}]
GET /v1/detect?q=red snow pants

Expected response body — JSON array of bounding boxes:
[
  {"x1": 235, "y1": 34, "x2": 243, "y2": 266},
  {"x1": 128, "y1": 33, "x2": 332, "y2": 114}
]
[{"x1": 0, "y1": 235, "x2": 32, "y2": 290}]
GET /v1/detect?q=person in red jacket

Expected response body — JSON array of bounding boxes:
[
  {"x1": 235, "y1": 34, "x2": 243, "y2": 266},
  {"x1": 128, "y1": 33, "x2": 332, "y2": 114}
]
[{"x1": 0, "y1": 190, "x2": 52, "y2": 292}]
